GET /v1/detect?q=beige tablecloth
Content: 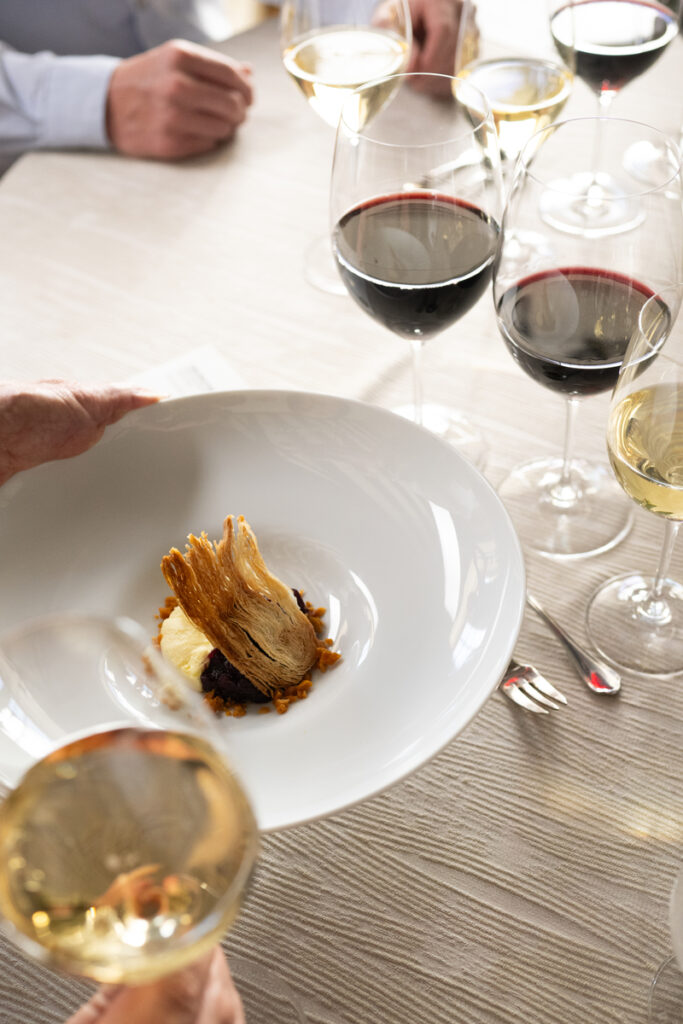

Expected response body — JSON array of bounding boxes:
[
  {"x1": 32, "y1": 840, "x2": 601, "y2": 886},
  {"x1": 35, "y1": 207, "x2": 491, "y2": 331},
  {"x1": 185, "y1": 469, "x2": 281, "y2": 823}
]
[{"x1": 0, "y1": 16, "x2": 682, "y2": 1024}]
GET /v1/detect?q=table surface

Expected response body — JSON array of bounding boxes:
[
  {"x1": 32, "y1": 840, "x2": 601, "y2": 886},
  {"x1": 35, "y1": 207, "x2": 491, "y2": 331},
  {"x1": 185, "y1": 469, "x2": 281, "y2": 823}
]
[{"x1": 1, "y1": 14, "x2": 683, "y2": 1024}]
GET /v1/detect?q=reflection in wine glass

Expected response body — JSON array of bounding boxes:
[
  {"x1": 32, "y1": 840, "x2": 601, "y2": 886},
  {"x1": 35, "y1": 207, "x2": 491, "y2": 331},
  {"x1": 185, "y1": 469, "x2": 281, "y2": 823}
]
[
  {"x1": 280, "y1": 0, "x2": 411, "y2": 293},
  {"x1": 547, "y1": 0, "x2": 681, "y2": 234},
  {"x1": 330, "y1": 73, "x2": 503, "y2": 467},
  {"x1": 586, "y1": 290, "x2": 683, "y2": 678},
  {"x1": 493, "y1": 117, "x2": 682, "y2": 559},
  {"x1": 0, "y1": 615, "x2": 260, "y2": 987}
]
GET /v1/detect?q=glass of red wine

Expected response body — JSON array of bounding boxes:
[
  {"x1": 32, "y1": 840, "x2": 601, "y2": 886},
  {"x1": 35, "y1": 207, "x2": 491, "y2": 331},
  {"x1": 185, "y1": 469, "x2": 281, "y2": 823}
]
[
  {"x1": 330, "y1": 73, "x2": 503, "y2": 467},
  {"x1": 492, "y1": 116, "x2": 682, "y2": 559},
  {"x1": 546, "y1": 0, "x2": 680, "y2": 235}
]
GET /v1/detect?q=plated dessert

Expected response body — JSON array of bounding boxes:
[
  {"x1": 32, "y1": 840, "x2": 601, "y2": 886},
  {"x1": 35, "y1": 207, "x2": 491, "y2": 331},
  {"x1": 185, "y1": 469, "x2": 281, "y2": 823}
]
[{"x1": 157, "y1": 515, "x2": 340, "y2": 715}]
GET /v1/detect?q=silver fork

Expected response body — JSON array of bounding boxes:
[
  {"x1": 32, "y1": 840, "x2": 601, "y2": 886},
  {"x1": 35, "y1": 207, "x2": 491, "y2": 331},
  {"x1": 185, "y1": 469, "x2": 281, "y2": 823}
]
[{"x1": 499, "y1": 661, "x2": 568, "y2": 714}]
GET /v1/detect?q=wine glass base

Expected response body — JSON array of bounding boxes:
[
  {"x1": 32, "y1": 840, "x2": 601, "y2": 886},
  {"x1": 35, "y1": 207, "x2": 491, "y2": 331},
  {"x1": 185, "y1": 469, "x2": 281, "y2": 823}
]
[
  {"x1": 497, "y1": 456, "x2": 634, "y2": 559},
  {"x1": 229, "y1": 954, "x2": 308, "y2": 1023},
  {"x1": 393, "y1": 402, "x2": 488, "y2": 470},
  {"x1": 586, "y1": 573, "x2": 683, "y2": 678},
  {"x1": 539, "y1": 171, "x2": 646, "y2": 238},
  {"x1": 303, "y1": 235, "x2": 347, "y2": 296},
  {"x1": 649, "y1": 956, "x2": 683, "y2": 1023}
]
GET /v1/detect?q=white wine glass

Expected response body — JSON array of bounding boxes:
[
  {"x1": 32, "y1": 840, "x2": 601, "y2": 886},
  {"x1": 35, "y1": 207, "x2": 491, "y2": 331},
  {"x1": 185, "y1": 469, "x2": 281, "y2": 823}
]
[
  {"x1": 586, "y1": 289, "x2": 683, "y2": 678},
  {"x1": 648, "y1": 864, "x2": 683, "y2": 1022},
  {"x1": 281, "y1": 0, "x2": 411, "y2": 293},
  {"x1": 547, "y1": 0, "x2": 681, "y2": 234},
  {"x1": 331, "y1": 72, "x2": 503, "y2": 467},
  {"x1": 493, "y1": 116, "x2": 683, "y2": 559},
  {"x1": 458, "y1": 0, "x2": 574, "y2": 187},
  {"x1": 0, "y1": 614, "x2": 265, "y2": 989}
]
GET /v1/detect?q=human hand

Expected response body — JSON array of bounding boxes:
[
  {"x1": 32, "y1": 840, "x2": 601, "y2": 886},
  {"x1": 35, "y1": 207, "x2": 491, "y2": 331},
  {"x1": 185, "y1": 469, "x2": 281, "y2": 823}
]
[
  {"x1": 406, "y1": 0, "x2": 472, "y2": 92},
  {"x1": 0, "y1": 379, "x2": 159, "y2": 486},
  {"x1": 106, "y1": 39, "x2": 254, "y2": 160},
  {"x1": 66, "y1": 947, "x2": 245, "y2": 1024}
]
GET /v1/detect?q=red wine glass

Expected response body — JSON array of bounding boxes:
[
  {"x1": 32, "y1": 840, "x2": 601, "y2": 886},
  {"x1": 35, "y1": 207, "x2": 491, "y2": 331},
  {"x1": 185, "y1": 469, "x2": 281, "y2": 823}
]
[
  {"x1": 330, "y1": 73, "x2": 503, "y2": 468},
  {"x1": 492, "y1": 116, "x2": 682, "y2": 559},
  {"x1": 546, "y1": 0, "x2": 680, "y2": 235}
]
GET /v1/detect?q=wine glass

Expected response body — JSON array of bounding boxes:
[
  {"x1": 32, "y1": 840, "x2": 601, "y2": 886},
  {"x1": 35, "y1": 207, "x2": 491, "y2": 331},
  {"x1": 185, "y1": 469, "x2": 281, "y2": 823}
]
[
  {"x1": 281, "y1": 0, "x2": 411, "y2": 293},
  {"x1": 0, "y1": 614, "x2": 262, "y2": 987},
  {"x1": 546, "y1": 0, "x2": 681, "y2": 234},
  {"x1": 458, "y1": 0, "x2": 574, "y2": 186},
  {"x1": 648, "y1": 864, "x2": 683, "y2": 1022},
  {"x1": 586, "y1": 289, "x2": 683, "y2": 678},
  {"x1": 331, "y1": 73, "x2": 503, "y2": 467},
  {"x1": 492, "y1": 116, "x2": 683, "y2": 559}
]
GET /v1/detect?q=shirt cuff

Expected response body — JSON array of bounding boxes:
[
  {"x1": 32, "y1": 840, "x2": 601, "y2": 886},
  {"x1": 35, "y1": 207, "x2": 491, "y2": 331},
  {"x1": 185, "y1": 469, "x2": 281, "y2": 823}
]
[{"x1": 42, "y1": 54, "x2": 120, "y2": 150}]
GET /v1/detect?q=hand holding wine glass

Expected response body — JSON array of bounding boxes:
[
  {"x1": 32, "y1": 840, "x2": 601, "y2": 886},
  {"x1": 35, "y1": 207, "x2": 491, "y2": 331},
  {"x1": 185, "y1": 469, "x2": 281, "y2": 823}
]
[
  {"x1": 586, "y1": 289, "x2": 683, "y2": 678},
  {"x1": 0, "y1": 615, "x2": 259, "y2": 986},
  {"x1": 331, "y1": 73, "x2": 503, "y2": 466},
  {"x1": 492, "y1": 115, "x2": 682, "y2": 558}
]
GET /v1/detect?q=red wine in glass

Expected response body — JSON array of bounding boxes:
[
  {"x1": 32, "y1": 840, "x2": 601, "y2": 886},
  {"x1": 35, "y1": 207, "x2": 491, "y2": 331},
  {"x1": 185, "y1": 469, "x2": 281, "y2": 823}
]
[
  {"x1": 492, "y1": 115, "x2": 682, "y2": 558},
  {"x1": 333, "y1": 193, "x2": 498, "y2": 339},
  {"x1": 546, "y1": 0, "x2": 681, "y2": 235},
  {"x1": 496, "y1": 267, "x2": 670, "y2": 397},
  {"x1": 330, "y1": 72, "x2": 503, "y2": 468},
  {"x1": 551, "y1": 0, "x2": 679, "y2": 94}
]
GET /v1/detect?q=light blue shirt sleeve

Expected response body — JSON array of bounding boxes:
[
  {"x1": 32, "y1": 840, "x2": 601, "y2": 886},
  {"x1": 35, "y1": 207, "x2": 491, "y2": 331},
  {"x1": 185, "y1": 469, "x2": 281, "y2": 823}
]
[{"x1": 0, "y1": 43, "x2": 119, "y2": 167}]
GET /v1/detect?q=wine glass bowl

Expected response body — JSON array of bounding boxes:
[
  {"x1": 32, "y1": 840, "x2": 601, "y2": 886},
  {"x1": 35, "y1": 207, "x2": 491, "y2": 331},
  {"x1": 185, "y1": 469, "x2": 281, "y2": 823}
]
[
  {"x1": 586, "y1": 289, "x2": 683, "y2": 678},
  {"x1": 331, "y1": 72, "x2": 503, "y2": 466},
  {"x1": 492, "y1": 115, "x2": 683, "y2": 558},
  {"x1": 0, "y1": 614, "x2": 259, "y2": 984}
]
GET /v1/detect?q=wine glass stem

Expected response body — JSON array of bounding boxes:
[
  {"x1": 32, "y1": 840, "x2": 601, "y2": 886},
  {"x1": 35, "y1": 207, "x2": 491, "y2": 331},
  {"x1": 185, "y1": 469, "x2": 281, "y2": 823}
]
[
  {"x1": 548, "y1": 397, "x2": 581, "y2": 507},
  {"x1": 586, "y1": 92, "x2": 611, "y2": 191},
  {"x1": 410, "y1": 338, "x2": 424, "y2": 427},
  {"x1": 635, "y1": 520, "x2": 681, "y2": 626},
  {"x1": 652, "y1": 518, "x2": 680, "y2": 595}
]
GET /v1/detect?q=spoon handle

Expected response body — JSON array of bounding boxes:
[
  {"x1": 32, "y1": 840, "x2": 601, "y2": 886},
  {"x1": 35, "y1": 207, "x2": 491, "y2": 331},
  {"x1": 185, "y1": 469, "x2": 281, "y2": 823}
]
[{"x1": 526, "y1": 593, "x2": 621, "y2": 695}]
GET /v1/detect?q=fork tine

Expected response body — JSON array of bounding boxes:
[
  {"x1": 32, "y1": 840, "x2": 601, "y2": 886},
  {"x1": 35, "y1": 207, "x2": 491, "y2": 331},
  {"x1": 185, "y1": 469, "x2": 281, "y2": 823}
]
[
  {"x1": 525, "y1": 672, "x2": 568, "y2": 705},
  {"x1": 519, "y1": 681, "x2": 560, "y2": 710},
  {"x1": 501, "y1": 681, "x2": 550, "y2": 714}
]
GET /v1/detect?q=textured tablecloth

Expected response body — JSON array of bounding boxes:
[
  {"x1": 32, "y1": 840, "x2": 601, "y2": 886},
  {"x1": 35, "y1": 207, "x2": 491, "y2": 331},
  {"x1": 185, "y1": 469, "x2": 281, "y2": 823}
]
[{"x1": 0, "y1": 15, "x2": 682, "y2": 1024}]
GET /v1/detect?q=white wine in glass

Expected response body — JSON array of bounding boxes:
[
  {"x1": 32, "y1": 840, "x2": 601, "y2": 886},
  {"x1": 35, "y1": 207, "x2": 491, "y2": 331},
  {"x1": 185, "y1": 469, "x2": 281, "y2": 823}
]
[
  {"x1": 281, "y1": 0, "x2": 411, "y2": 292},
  {"x1": 0, "y1": 615, "x2": 259, "y2": 985},
  {"x1": 459, "y1": 56, "x2": 573, "y2": 172},
  {"x1": 587, "y1": 290, "x2": 683, "y2": 677}
]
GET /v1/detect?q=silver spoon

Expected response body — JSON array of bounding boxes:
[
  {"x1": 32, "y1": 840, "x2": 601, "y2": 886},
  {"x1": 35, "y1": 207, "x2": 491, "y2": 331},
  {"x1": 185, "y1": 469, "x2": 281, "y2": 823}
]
[{"x1": 526, "y1": 592, "x2": 621, "y2": 695}]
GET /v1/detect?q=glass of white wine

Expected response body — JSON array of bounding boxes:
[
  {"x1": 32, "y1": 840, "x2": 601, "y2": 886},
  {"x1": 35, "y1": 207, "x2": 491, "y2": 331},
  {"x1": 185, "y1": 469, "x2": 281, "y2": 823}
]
[
  {"x1": 457, "y1": 0, "x2": 574, "y2": 184},
  {"x1": 281, "y1": 0, "x2": 411, "y2": 292},
  {"x1": 648, "y1": 864, "x2": 683, "y2": 1022},
  {"x1": 0, "y1": 613, "x2": 261, "y2": 987},
  {"x1": 586, "y1": 289, "x2": 683, "y2": 677}
]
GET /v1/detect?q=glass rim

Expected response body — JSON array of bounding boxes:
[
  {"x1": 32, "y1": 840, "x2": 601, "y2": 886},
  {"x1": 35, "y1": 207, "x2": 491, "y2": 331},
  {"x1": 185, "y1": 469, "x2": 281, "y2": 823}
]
[
  {"x1": 518, "y1": 115, "x2": 683, "y2": 198},
  {"x1": 338, "y1": 72, "x2": 495, "y2": 145}
]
